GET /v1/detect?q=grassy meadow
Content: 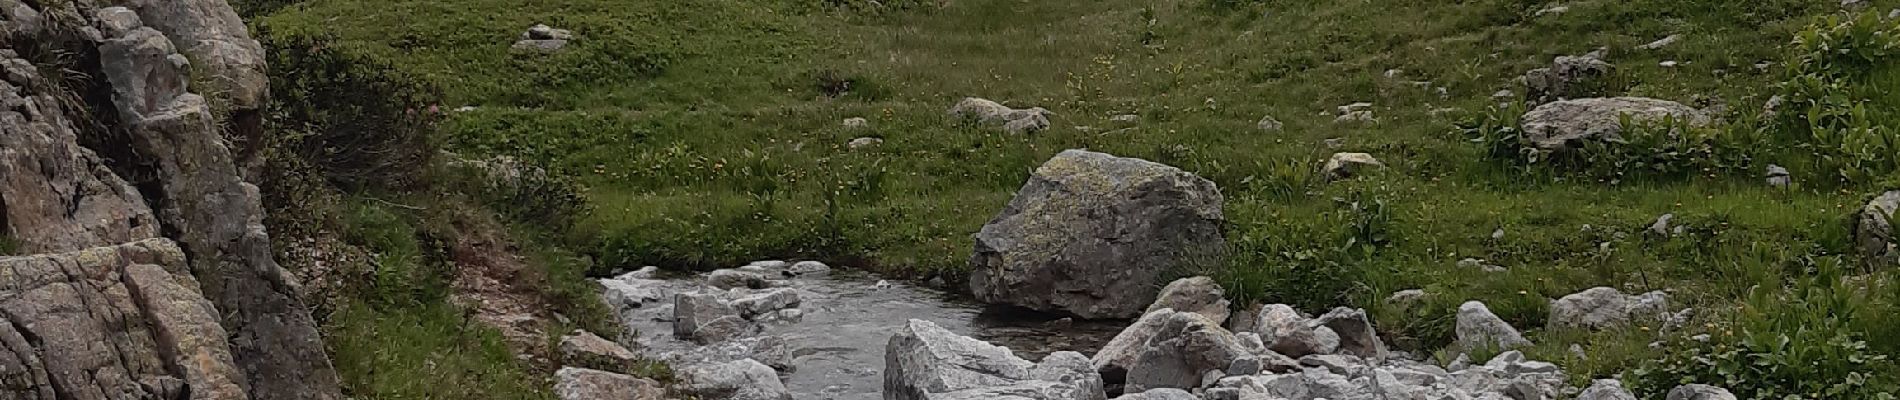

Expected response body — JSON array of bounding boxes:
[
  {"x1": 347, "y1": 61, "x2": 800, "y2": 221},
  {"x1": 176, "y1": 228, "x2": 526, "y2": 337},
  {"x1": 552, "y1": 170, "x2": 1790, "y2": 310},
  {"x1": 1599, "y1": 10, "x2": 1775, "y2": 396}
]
[{"x1": 249, "y1": 0, "x2": 1900, "y2": 397}]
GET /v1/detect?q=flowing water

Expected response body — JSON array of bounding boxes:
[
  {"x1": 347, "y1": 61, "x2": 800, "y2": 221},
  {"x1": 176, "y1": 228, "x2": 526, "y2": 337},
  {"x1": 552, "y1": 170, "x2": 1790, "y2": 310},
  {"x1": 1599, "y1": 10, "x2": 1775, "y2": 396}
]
[{"x1": 609, "y1": 269, "x2": 1126, "y2": 400}]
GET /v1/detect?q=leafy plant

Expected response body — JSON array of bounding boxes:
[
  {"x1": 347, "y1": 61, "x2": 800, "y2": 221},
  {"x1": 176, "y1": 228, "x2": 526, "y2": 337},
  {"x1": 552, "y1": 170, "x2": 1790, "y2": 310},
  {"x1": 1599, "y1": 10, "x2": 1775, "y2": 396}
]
[
  {"x1": 1629, "y1": 256, "x2": 1899, "y2": 399},
  {"x1": 1770, "y1": 11, "x2": 1900, "y2": 185}
]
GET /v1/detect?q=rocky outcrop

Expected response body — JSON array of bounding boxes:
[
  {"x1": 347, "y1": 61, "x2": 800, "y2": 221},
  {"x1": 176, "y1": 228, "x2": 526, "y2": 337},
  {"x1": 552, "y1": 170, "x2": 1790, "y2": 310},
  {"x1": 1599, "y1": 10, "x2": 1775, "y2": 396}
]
[
  {"x1": 885, "y1": 319, "x2": 1105, "y2": 400},
  {"x1": 1456, "y1": 301, "x2": 1531, "y2": 351},
  {"x1": 970, "y1": 150, "x2": 1225, "y2": 319},
  {"x1": 0, "y1": 239, "x2": 246, "y2": 400},
  {"x1": 1548, "y1": 287, "x2": 1669, "y2": 330},
  {"x1": 1857, "y1": 191, "x2": 1899, "y2": 267},
  {"x1": 93, "y1": 10, "x2": 344, "y2": 399},
  {"x1": 2, "y1": 3, "x2": 342, "y2": 399},
  {"x1": 0, "y1": 49, "x2": 161, "y2": 253},
  {"x1": 554, "y1": 367, "x2": 665, "y2": 400},
  {"x1": 1520, "y1": 97, "x2": 1710, "y2": 151}
]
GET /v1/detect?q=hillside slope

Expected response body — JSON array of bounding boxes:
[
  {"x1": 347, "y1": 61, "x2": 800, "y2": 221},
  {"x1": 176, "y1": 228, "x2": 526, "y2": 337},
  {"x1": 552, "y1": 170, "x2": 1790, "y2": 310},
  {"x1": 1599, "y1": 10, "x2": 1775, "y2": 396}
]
[{"x1": 253, "y1": 0, "x2": 1900, "y2": 397}]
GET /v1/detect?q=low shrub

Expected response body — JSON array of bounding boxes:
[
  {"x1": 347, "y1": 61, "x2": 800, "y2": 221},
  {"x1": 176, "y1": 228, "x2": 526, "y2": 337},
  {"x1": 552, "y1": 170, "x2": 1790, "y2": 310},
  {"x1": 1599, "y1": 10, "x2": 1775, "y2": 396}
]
[
  {"x1": 260, "y1": 27, "x2": 442, "y2": 190},
  {"x1": 1769, "y1": 11, "x2": 1900, "y2": 185}
]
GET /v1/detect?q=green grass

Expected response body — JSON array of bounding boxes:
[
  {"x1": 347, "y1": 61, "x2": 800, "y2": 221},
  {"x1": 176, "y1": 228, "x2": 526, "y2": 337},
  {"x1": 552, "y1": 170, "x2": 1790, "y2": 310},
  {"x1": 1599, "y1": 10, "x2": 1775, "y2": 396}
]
[{"x1": 258, "y1": 0, "x2": 1900, "y2": 397}]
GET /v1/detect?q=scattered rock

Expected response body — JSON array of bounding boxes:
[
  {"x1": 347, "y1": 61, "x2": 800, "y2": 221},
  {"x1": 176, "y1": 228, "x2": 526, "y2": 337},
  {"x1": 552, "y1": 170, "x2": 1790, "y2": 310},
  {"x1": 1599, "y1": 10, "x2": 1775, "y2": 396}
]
[
  {"x1": 1257, "y1": 115, "x2": 1283, "y2": 131},
  {"x1": 524, "y1": 24, "x2": 574, "y2": 40},
  {"x1": 1249, "y1": 305, "x2": 1338, "y2": 358},
  {"x1": 1548, "y1": 287, "x2": 1670, "y2": 330},
  {"x1": 1520, "y1": 97, "x2": 1711, "y2": 151},
  {"x1": 1649, "y1": 213, "x2": 1676, "y2": 236},
  {"x1": 1313, "y1": 308, "x2": 1386, "y2": 361},
  {"x1": 554, "y1": 367, "x2": 665, "y2": 400},
  {"x1": 1458, "y1": 258, "x2": 1507, "y2": 272},
  {"x1": 560, "y1": 330, "x2": 640, "y2": 372},
  {"x1": 1145, "y1": 277, "x2": 1232, "y2": 324},
  {"x1": 1660, "y1": 60, "x2": 1680, "y2": 68},
  {"x1": 677, "y1": 359, "x2": 794, "y2": 400},
  {"x1": 1843, "y1": 0, "x2": 1869, "y2": 10},
  {"x1": 1637, "y1": 34, "x2": 1683, "y2": 50},
  {"x1": 885, "y1": 319, "x2": 1105, "y2": 400},
  {"x1": 1858, "y1": 191, "x2": 1900, "y2": 267},
  {"x1": 848, "y1": 137, "x2": 883, "y2": 149},
  {"x1": 970, "y1": 149, "x2": 1225, "y2": 319},
  {"x1": 1322, "y1": 138, "x2": 1346, "y2": 149},
  {"x1": 1323, "y1": 152, "x2": 1384, "y2": 181},
  {"x1": 843, "y1": 117, "x2": 869, "y2": 128},
  {"x1": 950, "y1": 97, "x2": 1053, "y2": 134},
  {"x1": 1525, "y1": 52, "x2": 1614, "y2": 104},
  {"x1": 1766, "y1": 164, "x2": 1791, "y2": 187},
  {"x1": 1111, "y1": 114, "x2": 1140, "y2": 124},
  {"x1": 1387, "y1": 289, "x2": 1427, "y2": 305},
  {"x1": 1667, "y1": 384, "x2": 1738, "y2": 400},
  {"x1": 512, "y1": 39, "x2": 568, "y2": 53},
  {"x1": 1578, "y1": 379, "x2": 1638, "y2": 400},
  {"x1": 1125, "y1": 311, "x2": 1294, "y2": 392},
  {"x1": 1456, "y1": 301, "x2": 1531, "y2": 351},
  {"x1": 1536, "y1": 5, "x2": 1570, "y2": 16}
]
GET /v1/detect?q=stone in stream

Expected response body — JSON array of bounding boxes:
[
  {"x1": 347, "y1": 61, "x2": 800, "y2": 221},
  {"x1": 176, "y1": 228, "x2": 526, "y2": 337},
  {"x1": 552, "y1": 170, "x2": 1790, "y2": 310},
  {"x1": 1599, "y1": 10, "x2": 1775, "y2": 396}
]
[
  {"x1": 1145, "y1": 277, "x2": 1231, "y2": 324},
  {"x1": 707, "y1": 269, "x2": 773, "y2": 289},
  {"x1": 674, "y1": 293, "x2": 759, "y2": 344},
  {"x1": 676, "y1": 359, "x2": 793, "y2": 400},
  {"x1": 559, "y1": 330, "x2": 640, "y2": 372},
  {"x1": 1456, "y1": 301, "x2": 1531, "y2": 351},
  {"x1": 886, "y1": 319, "x2": 1106, "y2": 400},
  {"x1": 1547, "y1": 287, "x2": 1669, "y2": 330},
  {"x1": 731, "y1": 289, "x2": 801, "y2": 319},
  {"x1": 554, "y1": 367, "x2": 665, "y2": 400},
  {"x1": 1857, "y1": 191, "x2": 1900, "y2": 267},
  {"x1": 970, "y1": 149, "x2": 1225, "y2": 319}
]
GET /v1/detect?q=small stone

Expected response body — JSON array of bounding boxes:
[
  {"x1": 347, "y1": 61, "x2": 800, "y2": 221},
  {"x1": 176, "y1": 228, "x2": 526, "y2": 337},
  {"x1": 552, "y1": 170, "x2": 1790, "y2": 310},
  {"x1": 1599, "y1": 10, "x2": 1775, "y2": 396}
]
[
  {"x1": 1323, "y1": 153, "x2": 1384, "y2": 181},
  {"x1": 1637, "y1": 34, "x2": 1683, "y2": 50},
  {"x1": 1766, "y1": 164, "x2": 1791, "y2": 187},
  {"x1": 1387, "y1": 289, "x2": 1427, "y2": 304},
  {"x1": 1257, "y1": 115, "x2": 1283, "y2": 132},
  {"x1": 1493, "y1": 90, "x2": 1516, "y2": 100},
  {"x1": 789, "y1": 260, "x2": 832, "y2": 275},
  {"x1": 1667, "y1": 384, "x2": 1738, "y2": 400},
  {"x1": 1322, "y1": 138, "x2": 1345, "y2": 149},
  {"x1": 1535, "y1": 5, "x2": 1569, "y2": 16},
  {"x1": 842, "y1": 117, "x2": 870, "y2": 128},
  {"x1": 1660, "y1": 60, "x2": 1680, "y2": 68},
  {"x1": 1456, "y1": 301, "x2": 1531, "y2": 351},
  {"x1": 1649, "y1": 213, "x2": 1675, "y2": 236},
  {"x1": 848, "y1": 137, "x2": 882, "y2": 149},
  {"x1": 559, "y1": 330, "x2": 639, "y2": 372},
  {"x1": 1111, "y1": 114, "x2": 1140, "y2": 124}
]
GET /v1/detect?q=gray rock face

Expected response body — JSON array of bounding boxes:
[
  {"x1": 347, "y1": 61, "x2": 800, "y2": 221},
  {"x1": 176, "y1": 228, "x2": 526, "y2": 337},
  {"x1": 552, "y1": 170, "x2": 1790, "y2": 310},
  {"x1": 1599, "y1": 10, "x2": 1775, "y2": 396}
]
[
  {"x1": 1578, "y1": 379, "x2": 1638, "y2": 400},
  {"x1": 1146, "y1": 277, "x2": 1231, "y2": 324},
  {"x1": 0, "y1": 48, "x2": 161, "y2": 254},
  {"x1": 678, "y1": 359, "x2": 793, "y2": 400},
  {"x1": 560, "y1": 330, "x2": 640, "y2": 373},
  {"x1": 0, "y1": 239, "x2": 247, "y2": 400},
  {"x1": 1667, "y1": 384, "x2": 1738, "y2": 400},
  {"x1": 1456, "y1": 301, "x2": 1531, "y2": 351},
  {"x1": 970, "y1": 149, "x2": 1225, "y2": 319},
  {"x1": 885, "y1": 319, "x2": 1106, "y2": 400},
  {"x1": 554, "y1": 367, "x2": 665, "y2": 400},
  {"x1": 121, "y1": 0, "x2": 266, "y2": 112},
  {"x1": 1313, "y1": 308, "x2": 1386, "y2": 361},
  {"x1": 93, "y1": 9, "x2": 345, "y2": 400},
  {"x1": 1525, "y1": 53, "x2": 1614, "y2": 104},
  {"x1": 1857, "y1": 191, "x2": 1899, "y2": 267},
  {"x1": 1521, "y1": 97, "x2": 1711, "y2": 151},
  {"x1": 1548, "y1": 287, "x2": 1669, "y2": 330}
]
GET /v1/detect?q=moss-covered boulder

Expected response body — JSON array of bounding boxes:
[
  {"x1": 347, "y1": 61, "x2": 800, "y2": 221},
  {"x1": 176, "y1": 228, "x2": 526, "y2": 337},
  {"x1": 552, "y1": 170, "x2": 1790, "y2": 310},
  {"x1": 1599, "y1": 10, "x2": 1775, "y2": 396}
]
[{"x1": 969, "y1": 149, "x2": 1224, "y2": 319}]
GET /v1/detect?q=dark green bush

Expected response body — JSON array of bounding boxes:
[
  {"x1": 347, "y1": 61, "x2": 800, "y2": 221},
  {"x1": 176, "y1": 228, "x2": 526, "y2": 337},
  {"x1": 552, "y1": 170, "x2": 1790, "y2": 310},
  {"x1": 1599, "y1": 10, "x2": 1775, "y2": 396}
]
[
  {"x1": 443, "y1": 157, "x2": 592, "y2": 230},
  {"x1": 1769, "y1": 12, "x2": 1900, "y2": 185},
  {"x1": 260, "y1": 27, "x2": 442, "y2": 190}
]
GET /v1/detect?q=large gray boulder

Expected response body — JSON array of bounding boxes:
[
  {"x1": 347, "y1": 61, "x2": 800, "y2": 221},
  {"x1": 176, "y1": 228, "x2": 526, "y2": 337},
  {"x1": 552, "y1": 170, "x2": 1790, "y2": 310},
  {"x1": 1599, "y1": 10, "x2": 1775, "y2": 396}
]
[
  {"x1": 885, "y1": 319, "x2": 1106, "y2": 400},
  {"x1": 1520, "y1": 97, "x2": 1710, "y2": 151},
  {"x1": 0, "y1": 239, "x2": 247, "y2": 400},
  {"x1": 1525, "y1": 52, "x2": 1614, "y2": 104},
  {"x1": 1456, "y1": 301, "x2": 1531, "y2": 351},
  {"x1": 1548, "y1": 287, "x2": 1669, "y2": 330},
  {"x1": 554, "y1": 367, "x2": 665, "y2": 400},
  {"x1": 971, "y1": 150, "x2": 1225, "y2": 319},
  {"x1": 1857, "y1": 191, "x2": 1899, "y2": 267},
  {"x1": 1145, "y1": 277, "x2": 1231, "y2": 324},
  {"x1": 677, "y1": 359, "x2": 793, "y2": 400}
]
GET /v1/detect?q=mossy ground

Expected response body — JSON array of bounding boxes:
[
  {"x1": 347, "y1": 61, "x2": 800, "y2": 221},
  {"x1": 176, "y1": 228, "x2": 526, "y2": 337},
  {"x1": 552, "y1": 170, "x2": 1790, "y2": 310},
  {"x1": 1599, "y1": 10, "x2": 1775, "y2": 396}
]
[{"x1": 256, "y1": 0, "x2": 1900, "y2": 397}]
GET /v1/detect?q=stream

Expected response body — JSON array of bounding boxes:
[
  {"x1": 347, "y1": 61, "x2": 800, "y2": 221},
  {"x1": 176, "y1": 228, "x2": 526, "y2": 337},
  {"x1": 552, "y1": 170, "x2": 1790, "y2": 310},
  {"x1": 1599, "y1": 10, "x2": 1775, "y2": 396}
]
[{"x1": 599, "y1": 263, "x2": 1128, "y2": 400}]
